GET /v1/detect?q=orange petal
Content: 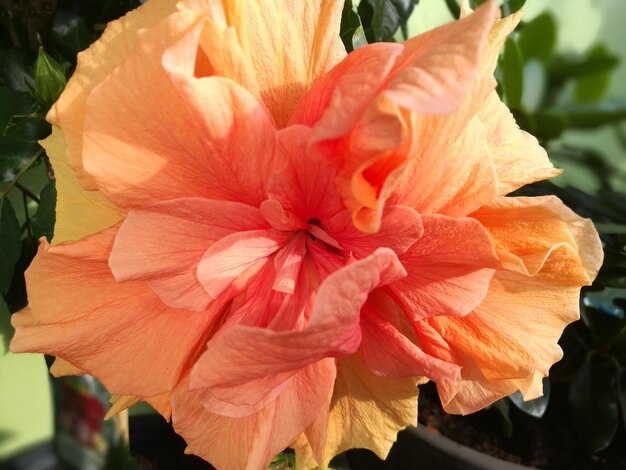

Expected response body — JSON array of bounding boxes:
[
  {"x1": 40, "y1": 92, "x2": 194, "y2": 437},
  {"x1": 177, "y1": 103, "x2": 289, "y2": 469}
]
[
  {"x1": 183, "y1": 0, "x2": 346, "y2": 127},
  {"x1": 391, "y1": 214, "x2": 497, "y2": 321},
  {"x1": 171, "y1": 359, "x2": 336, "y2": 470},
  {"x1": 428, "y1": 270, "x2": 583, "y2": 414},
  {"x1": 84, "y1": 13, "x2": 277, "y2": 208},
  {"x1": 294, "y1": 354, "x2": 421, "y2": 468},
  {"x1": 42, "y1": 127, "x2": 126, "y2": 244},
  {"x1": 47, "y1": 0, "x2": 179, "y2": 189},
  {"x1": 10, "y1": 231, "x2": 216, "y2": 398},
  {"x1": 472, "y1": 196, "x2": 603, "y2": 282}
]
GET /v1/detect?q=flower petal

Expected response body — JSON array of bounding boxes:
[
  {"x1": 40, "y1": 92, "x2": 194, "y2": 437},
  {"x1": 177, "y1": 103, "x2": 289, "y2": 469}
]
[
  {"x1": 294, "y1": 354, "x2": 421, "y2": 469},
  {"x1": 171, "y1": 358, "x2": 336, "y2": 470},
  {"x1": 47, "y1": 0, "x2": 179, "y2": 189},
  {"x1": 109, "y1": 198, "x2": 266, "y2": 310},
  {"x1": 472, "y1": 196, "x2": 603, "y2": 281},
  {"x1": 268, "y1": 125, "x2": 344, "y2": 223},
  {"x1": 322, "y1": 205, "x2": 423, "y2": 259},
  {"x1": 189, "y1": 248, "x2": 406, "y2": 417},
  {"x1": 10, "y1": 231, "x2": 215, "y2": 398},
  {"x1": 196, "y1": 229, "x2": 291, "y2": 299},
  {"x1": 391, "y1": 214, "x2": 497, "y2": 321},
  {"x1": 42, "y1": 127, "x2": 126, "y2": 244},
  {"x1": 84, "y1": 13, "x2": 277, "y2": 208},
  {"x1": 184, "y1": 0, "x2": 346, "y2": 126}
]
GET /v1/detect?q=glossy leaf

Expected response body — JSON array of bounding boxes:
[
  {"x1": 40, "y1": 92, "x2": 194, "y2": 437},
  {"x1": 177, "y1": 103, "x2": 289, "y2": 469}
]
[
  {"x1": 33, "y1": 47, "x2": 67, "y2": 108},
  {"x1": 0, "y1": 48, "x2": 35, "y2": 93},
  {"x1": 358, "y1": 0, "x2": 419, "y2": 43},
  {"x1": 51, "y1": 9, "x2": 96, "y2": 60},
  {"x1": 340, "y1": 0, "x2": 368, "y2": 52},
  {"x1": 517, "y1": 12, "x2": 556, "y2": 63},
  {"x1": 4, "y1": 237, "x2": 36, "y2": 314},
  {"x1": 509, "y1": 378, "x2": 550, "y2": 418},
  {"x1": 570, "y1": 356, "x2": 619, "y2": 454},
  {"x1": 0, "y1": 197, "x2": 21, "y2": 294},
  {"x1": 30, "y1": 181, "x2": 56, "y2": 242}
]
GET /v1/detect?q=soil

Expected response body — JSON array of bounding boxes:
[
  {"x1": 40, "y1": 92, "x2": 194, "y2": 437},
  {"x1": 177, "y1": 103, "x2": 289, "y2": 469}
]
[{"x1": 417, "y1": 381, "x2": 626, "y2": 470}]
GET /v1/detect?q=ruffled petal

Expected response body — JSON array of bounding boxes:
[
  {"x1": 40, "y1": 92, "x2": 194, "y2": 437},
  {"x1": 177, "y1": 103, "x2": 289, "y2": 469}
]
[
  {"x1": 109, "y1": 198, "x2": 266, "y2": 310},
  {"x1": 171, "y1": 358, "x2": 336, "y2": 470},
  {"x1": 391, "y1": 214, "x2": 497, "y2": 321},
  {"x1": 42, "y1": 128, "x2": 126, "y2": 244},
  {"x1": 10, "y1": 231, "x2": 215, "y2": 398},
  {"x1": 294, "y1": 354, "x2": 421, "y2": 469},
  {"x1": 47, "y1": 0, "x2": 179, "y2": 189},
  {"x1": 84, "y1": 13, "x2": 277, "y2": 207},
  {"x1": 183, "y1": 0, "x2": 346, "y2": 127},
  {"x1": 188, "y1": 248, "x2": 406, "y2": 417}
]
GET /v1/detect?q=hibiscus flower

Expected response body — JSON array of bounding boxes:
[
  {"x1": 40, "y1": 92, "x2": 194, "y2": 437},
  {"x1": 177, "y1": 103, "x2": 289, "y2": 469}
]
[{"x1": 10, "y1": 0, "x2": 603, "y2": 469}]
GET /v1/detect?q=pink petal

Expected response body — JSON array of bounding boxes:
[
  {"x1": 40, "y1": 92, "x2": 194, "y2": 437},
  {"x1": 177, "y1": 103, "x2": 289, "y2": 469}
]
[
  {"x1": 273, "y1": 233, "x2": 307, "y2": 294},
  {"x1": 268, "y1": 125, "x2": 344, "y2": 223},
  {"x1": 189, "y1": 248, "x2": 406, "y2": 417},
  {"x1": 391, "y1": 214, "x2": 497, "y2": 321},
  {"x1": 197, "y1": 229, "x2": 291, "y2": 299},
  {"x1": 322, "y1": 205, "x2": 423, "y2": 258},
  {"x1": 109, "y1": 198, "x2": 267, "y2": 310},
  {"x1": 360, "y1": 298, "x2": 461, "y2": 383}
]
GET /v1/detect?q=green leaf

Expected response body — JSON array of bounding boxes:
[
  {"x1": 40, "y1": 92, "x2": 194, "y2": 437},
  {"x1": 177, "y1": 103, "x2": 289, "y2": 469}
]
[
  {"x1": 444, "y1": 0, "x2": 460, "y2": 19},
  {"x1": 618, "y1": 369, "x2": 626, "y2": 429},
  {"x1": 569, "y1": 356, "x2": 619, "y2": 454},
  {"x1": 0, "y1": 197, "x2": 21, "y2": 294},
  {"x1": 539, "y1": 100, "x2": 626, "y2": 130},
  {"x1": 340, "y1": 0, "x2": 368, "y2": 52},
  {"x1": 517, "y1": 12, "x2": 556, "y2": 64},
  {"x1": 33, "y1": 47, "x2": 67, "y2": 108},
  {"x1": 31, "y1": 181, "x2": 56, "y2": 241},
  {"x1": 549, "y1": 47, "x2": 619, "y2": 85},
  {"x1": 503, "y1": 0, "x2": 526, "y2": 15},
  {"x1": 500, "y1": 38, "x2": 523, "y2": 109},
  {"x1": 51, "y1": 10, "x2": 96, "y2": 60},
  {"x1": 0, "y1": 48, "x2": 35, "y2": 93},
  {"x1": 509, "y1": 378, "x2": 550, "y2": 418},
  {"x1": 358, "y1": 0, "x2": 419, "y2": 43},
  {"x1": 574, "y1": 44, "x2": 621, "y2": 103},
  {"x1": 0, "y1": 86, "x2": 49, "y2": 181},
  {"x1": 4, "y1": 237, "x2": 37, "y2": 314},
  {"x1": 489, "y1": 398, "x2": 513, "y2": 438}
]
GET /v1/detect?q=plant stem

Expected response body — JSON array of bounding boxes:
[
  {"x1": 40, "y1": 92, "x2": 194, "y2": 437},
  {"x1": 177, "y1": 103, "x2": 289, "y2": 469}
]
[
  {"x1": 15, "y1": 181, "x2": 40, "y2": 203},
  {"x1": 1, "y1": 148, "x2": 43, "y2": 196}
]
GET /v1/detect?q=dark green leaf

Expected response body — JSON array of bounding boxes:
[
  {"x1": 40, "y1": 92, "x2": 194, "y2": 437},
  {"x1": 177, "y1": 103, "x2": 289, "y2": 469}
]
[
  {"x1": 31, "y1": 181, "x2": 56, "y2": 241},
  {"x1": 503, "y1": 0, "x2": 526, "y2": 15},
  {"x1": 509, "y1": 378, "x2": 550, "y2": 418},
  {"x1": 103, "y1": 442, "x2": 138, "y2": 470},
  {"x1": 340, "y1": 0, "x2": 368, "y2": 52},
  {"x1": 52, "y1": 10, "x2": 96, "y2": 60},
  {"x1": 4, "y1": 236, "x2": 36, "y2": 313},
  {"x1": 500, "y1": 38, "x2": 523, "y2": 109},
  {"x1": 444, "y1": 0, "x2": 460, "y2": 19},
  {"x1": 0, "y1": 48, "x2": 35, "y2": 93},
  {"x1": 0, "y1": 86, "x2": 49, "y2": 181},
  {"x1": 570, "y1": 356, "x2": 619, "y2": 453},
  {"x1": 0, "y1": 197, "x2": 21, "y2": 294},
  {"x1": 1, "y1": 297, "x2": 12, "y2": 352},
  {"x1": 490, "y1": 398, "x2": 513, "y2": 438},
  {"x1": 538, "y1": 100, "x2": 626, "y2": 131},
  {"x1": 34, "y1": 47, "x2": 67, "y2": 107},
  {"x1": 358, "y1": 0, "x2": 419, "y2": 43},
  {"x1": 517, "y1": 12, "x2": 556, "y2": 63},
  {"x1": 549, "y1": 47, "x2": 619, "y2": 85}
]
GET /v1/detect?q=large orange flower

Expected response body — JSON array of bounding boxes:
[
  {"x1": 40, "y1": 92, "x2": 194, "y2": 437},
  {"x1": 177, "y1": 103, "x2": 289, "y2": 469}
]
[{"x1": 11, "y1": 0, "x2": 602, "y2": 468}]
